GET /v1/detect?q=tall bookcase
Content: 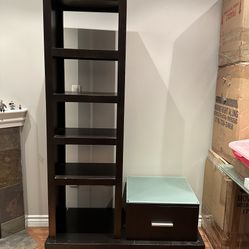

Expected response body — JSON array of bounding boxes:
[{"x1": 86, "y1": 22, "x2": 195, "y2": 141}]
[
  {"x1": 43, "y1": 0, "x2": 126, "y2": 245},
  {"x1": 43, "y1": 1, "x2": 206, "y2": 249}
]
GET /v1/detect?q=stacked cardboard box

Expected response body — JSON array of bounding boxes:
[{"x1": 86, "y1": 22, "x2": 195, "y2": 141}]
[
  {"x1": 202, "y1": 150, "x2": 249, "y2": 248},
  {"x1": 212, "y1": 0, "x2": 249, "y2": 177},
  {"x1": 219, "y1": 0, "x2": 249, "y2": 66},
  {"x1": 202, "y1": 0, "x2": 249, "y2": 247},
  {"x1": 212, "y1": 63, "x2": 249, "y2": 177}
]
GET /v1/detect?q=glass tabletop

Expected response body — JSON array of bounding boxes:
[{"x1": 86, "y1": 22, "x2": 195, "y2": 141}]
[
  {"x1": 219, "y1": 164, "x2": 249, "y2": 195},
  {"x1": 126, "y1": 176, "x2": 199, "y2": 205}
]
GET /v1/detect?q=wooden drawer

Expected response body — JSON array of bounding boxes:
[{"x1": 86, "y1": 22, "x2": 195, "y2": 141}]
[{"x1": 126, "y1": 203, "x2": 199, "y2": 241}]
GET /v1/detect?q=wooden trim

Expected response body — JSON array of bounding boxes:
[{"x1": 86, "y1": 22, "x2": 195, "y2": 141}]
[
  {"x1": 114, "y1": 0, "x2": 127, "y2": 239},
  {"x1": 52, "y1": 48, "x2": 119, "y2": 61}
]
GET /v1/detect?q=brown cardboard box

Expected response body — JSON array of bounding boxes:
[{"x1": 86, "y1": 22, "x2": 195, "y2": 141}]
[
  {"x1": 212, "y1": 63, "x2": 249, "y2": 167},
  {"x1": 219, "y1": 0, "x2": 249, "y2": 66},
  {"x1": 202, "y1": 150, "x2": 234, "y2": 234},
  {"x1": 202, "y1": 150, "x2": 249, "y2": 248}
]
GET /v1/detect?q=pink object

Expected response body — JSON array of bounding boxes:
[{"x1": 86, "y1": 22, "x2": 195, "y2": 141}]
[{"x1": 229, "y1": 139, "x2": 249, "y2": 168}]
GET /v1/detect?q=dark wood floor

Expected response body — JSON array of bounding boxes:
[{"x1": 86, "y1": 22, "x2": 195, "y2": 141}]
[{"x1": 27, "y1": 228, "x2": 212, "y2": 249}]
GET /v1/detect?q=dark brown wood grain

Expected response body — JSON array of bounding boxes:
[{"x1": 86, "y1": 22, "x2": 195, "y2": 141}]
[
  {"x1": 51, "y1": 0, "x2": 119, "y2": 12},
  {"x1": 52, "y1": 48, "x2": 119, "y2": 60},
  {"x1": 46, "y1": 232, "x2": 205, "y2": 249},
  {"x1": 43, "y1": 0, "x2": 127, "y2": 243},
  {"x1": 126, "y1": 204, "x2": 199, "y2": 241},
  {"x1": 53, "y1": 92, "x2": 119, "y2": 103},
  {"x1": 43, "y1": 0, "x2": 66, "y2": 237},
  {"x1": 28, "y1": 227, "x2": 211, "y2": 249},
  {"x1": 114, "y1": 0, "x2": 127, "y2": 239}
]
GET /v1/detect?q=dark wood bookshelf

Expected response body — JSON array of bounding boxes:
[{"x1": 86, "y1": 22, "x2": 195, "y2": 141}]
[
  {"x1": 51, "y1": 0, "x2": 119, "y2": 12},
  {"x1": 53, "y1": 92, "x2": 118, "y2": 103},
  {"x1": 43, "y1": 0, "x2": 126, "y2": 245},
  {"x1": 52, "y1": 48, "x2": 119, "y2": 61},
  {"x1": 55, "y1": 163, "x2": 116, "y2": 185},
  {"x1": 43, "y1": 0, "x2": 206, "y2": 247},
  {"x1": 53, "y1": 128, "x2": 117, "y2": 145},
  {"x1": 56, "y1": 208, "x2": 114, "y2": 233}
]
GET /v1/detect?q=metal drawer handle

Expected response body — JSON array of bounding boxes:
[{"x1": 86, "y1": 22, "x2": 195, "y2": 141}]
[{"x1": 151, "y1": 222, "x2": 174, "y2": 228}]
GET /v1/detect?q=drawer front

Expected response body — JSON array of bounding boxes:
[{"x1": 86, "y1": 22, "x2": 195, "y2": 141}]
[{"x1": 126, "y1": 204, "x2": 199, "y2": 241}]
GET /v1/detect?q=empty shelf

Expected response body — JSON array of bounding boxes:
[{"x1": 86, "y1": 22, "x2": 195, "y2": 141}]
[
  {"x1": 55, "y1": 163, "x2": 116, "y2": 185},
  {"x1": 54, "y1": 128, "x2": 117, "y2": 145},
  {"x1": 52, "y1": 0, "x2": 119, "y2": 12},
  {"x1": 53, "y1": 92, "x2": 118, "y2": 103},
  {"x1": 52, "y1": 49, "x2": 119, "y2": 61},
  {"x1": 56, "y1": 208, "x2": 114, "y2": 234}
]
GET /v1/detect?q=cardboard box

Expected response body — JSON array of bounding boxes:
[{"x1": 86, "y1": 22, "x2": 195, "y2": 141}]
[
  {"x1": 212, "y1": 63, "x2": 249, "y2": 167},
  {"x1": 202, "y1": 150, "x2": 234, "y2": 234},
  {"x1": 219, "y1": 0, "x2": 249, "y2": 66},
  {"x1": 202, "y1": 150, "x2": 249, "y2": 248}
]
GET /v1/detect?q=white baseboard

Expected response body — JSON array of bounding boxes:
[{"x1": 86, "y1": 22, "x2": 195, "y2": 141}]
[
  {"x1": 25, "y1": 215, "x2": 49, "y2": 227},
  {"x1": 198, "y1": 215, "x2": 202, "y2": 227},
  {"x1": 25, "y1": 215, "x2": 202, "y2": 228}
]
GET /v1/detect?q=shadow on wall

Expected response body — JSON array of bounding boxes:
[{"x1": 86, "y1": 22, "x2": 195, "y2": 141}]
[
  {"x1": 20, "y1": 110, "x2": 31, "y2": 215},
  {"x1": 21, "y1": 83, "x2": 48, "y2": 215},
  {"x1": 35, "y1": 83, "x2": 48, "y2": 213},
  {"x1": 124, "y1": 1, "x2": 221, "y2": 203},
  {"x1": 163, "y1": 1, "x2": 221, "y2": 198},
  {"x1": 124, "y1": 31, "x2": 168, "y2": 177}
]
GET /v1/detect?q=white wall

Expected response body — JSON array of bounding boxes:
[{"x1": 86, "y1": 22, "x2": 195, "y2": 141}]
[
  {"x1": 124, "y1": 2, "x2": 222, "y2": 200},
  {"x1": 0, "y1": 0, "x2": 46, "y2": 215},
  {"x1": 0, "y1": 0, "x2": 222, "y2": 216}
]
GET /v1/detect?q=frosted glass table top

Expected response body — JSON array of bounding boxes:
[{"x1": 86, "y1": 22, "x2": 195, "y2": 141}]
[
  {"x1": 219, "y1": 164, "x2": 249, "y2": 195},
  {"x1": 126, "y1": 176, "x2": 199, "y2": 205}
]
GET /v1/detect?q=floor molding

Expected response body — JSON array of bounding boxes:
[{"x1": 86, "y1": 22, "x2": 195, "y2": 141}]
[
  {"x1": 25, "y1": 215, "x2": 49, "y2": 227},
  {"x1": 198, "y1": 215, "x2": 202, "y2": 227}
]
